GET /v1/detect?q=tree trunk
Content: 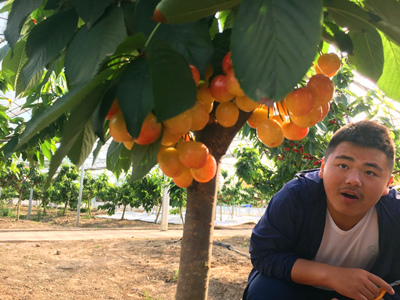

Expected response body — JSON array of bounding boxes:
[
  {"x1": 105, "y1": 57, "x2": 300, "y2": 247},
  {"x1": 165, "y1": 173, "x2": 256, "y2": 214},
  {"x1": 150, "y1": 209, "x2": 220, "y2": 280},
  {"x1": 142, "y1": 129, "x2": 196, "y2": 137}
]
[
  {"x1": 87, "y1": 199, "x2": 92, "y2": 216},
  {"x1": 179, "y1": 206, "x2": 185, "y2": 225},
  {"x1": 62, "y1": 198, "x2": 69, "y2": 216},
  {"x1": 16, "y1": 190, "x2": 22, "y2": 221},
  {"x1": 155, "y1": 206, "x2": 161, "y2": 224},
  {"x1": 175, "y1": 109, "x2": 251, "y2": 299},
  {"x1": 121, "y1": 204, "x2": 127, "y2": 220}
]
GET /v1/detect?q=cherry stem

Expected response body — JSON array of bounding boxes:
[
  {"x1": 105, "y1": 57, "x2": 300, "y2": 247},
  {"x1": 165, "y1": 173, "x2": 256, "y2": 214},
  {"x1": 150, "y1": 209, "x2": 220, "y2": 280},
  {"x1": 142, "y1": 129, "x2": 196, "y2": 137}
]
[{"x1": 144, "y1": 23, "x2": 162, "y2": 51}]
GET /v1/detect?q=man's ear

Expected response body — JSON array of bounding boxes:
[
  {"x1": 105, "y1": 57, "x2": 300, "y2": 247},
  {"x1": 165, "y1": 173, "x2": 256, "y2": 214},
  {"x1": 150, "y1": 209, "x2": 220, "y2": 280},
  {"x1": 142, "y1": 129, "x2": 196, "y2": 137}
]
[
  {"x1": 318, "y1": 157, "x2": 325, "y2": 179},
  {"x1": 381, "y1": 175, "x2": 394, "y2": 196}
]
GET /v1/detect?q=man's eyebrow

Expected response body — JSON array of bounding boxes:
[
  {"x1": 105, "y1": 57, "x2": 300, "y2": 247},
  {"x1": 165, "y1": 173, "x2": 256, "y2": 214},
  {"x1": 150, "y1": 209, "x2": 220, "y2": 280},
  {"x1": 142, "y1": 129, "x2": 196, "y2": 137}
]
[
  {"x1": 334, "y1": 155, "x2": 354, "y2": 161},
  {"x1": 364, "y1": 162, "x2": 383, "y2": 171},
  {"x1": 334, "y1": 155, "x2": 383, "y2": 171}
]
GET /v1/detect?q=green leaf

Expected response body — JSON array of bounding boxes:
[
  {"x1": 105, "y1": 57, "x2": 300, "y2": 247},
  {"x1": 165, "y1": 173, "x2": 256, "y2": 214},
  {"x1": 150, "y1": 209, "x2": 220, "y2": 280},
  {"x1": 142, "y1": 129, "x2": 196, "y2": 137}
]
[
  {"x1": 117, "y1": 58, "x2": 154, "y2": 139},
  {"x1": 21, "y1": 9, "x2": 79, "y2": 89},
  {"x1": 348, "y1": 29, "x2": 383, "y2": 82},
  {"x1": 14, "y1": 67, "x2": 116, "y2": 152},
  {"x1": 65, "y1": 6, "x2": 126, "y2": 87},
  {"x1": 231, "y1": 0, "x2": 323, "y2": 101},
  {"x1": 325, "y1": 0, "x2": 374, "y2": 32},
  {"x1": 68, "y1": 118, "x2": 97, "y2": 167},
  {"x1": 2, "y1": 37, "x2": 28, "y2": 95},
  {"x1": 364, "y1": 0, "x2": 400, "y2": 47},
  {"x1": 134, "y1": 0, "x2": 213, "y2": 77},
  {"x1": 122, "y1": 2, "x2": 136, "y2": 35},
  {"x1": 93, "y1": 84, "x2": 117, "y2": 141},
  {"x1": 17, "y1": 69, "x2": 44, "y2": 96},
  {"x1": 0, "y1": 2, "x2": 12, "y2": 14},
  {"x1": 106, "y1": 140, "x2": 122, "y2": 171},
  {"x1": 92, "y1": 138, "x2": 108, "y2": 166},
  {"x1": 326, "y1": 0, "x2": 400, "y2": 47},
  {"x1": 62, "y1": 84, "x2": 104, "y2": 162},
  {"x1": 155, "y1": 0, "x2": 242, "y2": 24},
  {"x1": 0, "y1": 44, "x2": 11, "y2": 62},
  {"x1": 45, "y1": 135, "x2": 81, "y2": 189},
  {"x1": 163, "y1": 20, "x2": 214, "y2": 78},
  {"x1": 106, "y1": 141, "x2": 131, "y2": 174},
  {"x1": 70, "y1": 0, "x2": 114, "y2": 29},
  {"x1": 1, "y1": 136, "x2": 19, "y2": 159},
  {"x1": 148, "y1": 40, "x2": 196, "y2": 122},
  {"x1": 4, "y1": 0, "x2": 43, "y2": 48},
  {"x1": 119, "y1": 146, "x2": 133, "y2": 173},
  {"x1": 376, "y1": 32, "x2": 400, "y2": 101},
  {"x1": 45, "y1": 86, "x2": 108, "y2": 186},
  {"x1": 322, "y1": 21, "x2": 353, "y2": 54},
  {"x1": 129, "y1": 138, "x2": 161, "y2": 182},
  {"x1": 218, "y1": 10, "x2": 235, "y2": 31},
  {"x1": 40, "y1": 140, "x2": 52, "y2": 161},
  {"x1": 113, "y1": 33, "x2": 146, "y2": 56}
]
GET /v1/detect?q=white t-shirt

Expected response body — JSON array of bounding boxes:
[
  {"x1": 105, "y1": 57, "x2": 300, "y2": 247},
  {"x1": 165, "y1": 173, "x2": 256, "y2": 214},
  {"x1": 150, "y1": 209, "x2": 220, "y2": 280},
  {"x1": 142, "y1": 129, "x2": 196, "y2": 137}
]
[{"x1": 313, "y1": 206, "x2": 379, "y2": 289}]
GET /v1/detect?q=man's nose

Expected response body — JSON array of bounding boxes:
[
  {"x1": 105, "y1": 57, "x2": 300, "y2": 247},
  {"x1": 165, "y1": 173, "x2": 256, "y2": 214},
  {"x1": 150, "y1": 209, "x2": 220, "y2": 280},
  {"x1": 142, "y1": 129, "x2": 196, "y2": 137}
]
[{"x1": 345, "y1": 170, "x2": 362, "y2": 186}]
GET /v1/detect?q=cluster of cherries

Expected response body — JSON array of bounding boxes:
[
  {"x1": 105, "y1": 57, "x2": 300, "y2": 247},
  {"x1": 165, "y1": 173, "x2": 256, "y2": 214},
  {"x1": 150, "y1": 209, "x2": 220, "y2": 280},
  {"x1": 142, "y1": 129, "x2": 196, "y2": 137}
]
[
  {"x1": 207, "y1": 52, "x2": 340, "y2": 148},
  {"x1": 106, "y1": 52, "x2": 341, "y2": 186}
]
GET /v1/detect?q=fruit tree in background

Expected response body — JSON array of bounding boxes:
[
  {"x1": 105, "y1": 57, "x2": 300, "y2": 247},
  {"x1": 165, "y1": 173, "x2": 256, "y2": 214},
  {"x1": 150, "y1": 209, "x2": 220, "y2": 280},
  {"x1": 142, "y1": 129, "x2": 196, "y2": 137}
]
[{"x1": 2, "y1": 0, "x2": 400, "y2": 299}]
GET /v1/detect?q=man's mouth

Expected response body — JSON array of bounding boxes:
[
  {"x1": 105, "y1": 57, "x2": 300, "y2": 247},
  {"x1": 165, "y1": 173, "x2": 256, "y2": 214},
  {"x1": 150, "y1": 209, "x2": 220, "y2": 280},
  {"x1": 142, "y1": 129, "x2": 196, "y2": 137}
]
[{"x1": 340, "y1": 191, "x2": 360, "y2": 200}]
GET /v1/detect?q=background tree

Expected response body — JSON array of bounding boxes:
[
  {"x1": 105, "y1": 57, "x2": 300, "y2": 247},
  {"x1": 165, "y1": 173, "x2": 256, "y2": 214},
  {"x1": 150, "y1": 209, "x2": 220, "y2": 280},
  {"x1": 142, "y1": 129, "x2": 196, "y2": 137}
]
[
  {"x1": 0, "y1": 161, "x2": 40, "y2": 220},
  {"x1": 81, "y1": 170, "x2": 97, "y2": 216},
  {"x1": 2, "y1": 1, "x2": 400, "y2": 299},
  {"x1": 93, "y1": 171, "x2": 114, "y2": 202},
  {"x1": 131, "y1": 170, "x2": 164, "y2": 222},
  {"x1": 49, "y1": 165, "x2": 79, "y2": 216},
  {"x1": 168, "y1": 179, "x2": 187, "y2": 224},
  {"x1": 36, "y1": 172, "x2": 53, "y2": 215}
]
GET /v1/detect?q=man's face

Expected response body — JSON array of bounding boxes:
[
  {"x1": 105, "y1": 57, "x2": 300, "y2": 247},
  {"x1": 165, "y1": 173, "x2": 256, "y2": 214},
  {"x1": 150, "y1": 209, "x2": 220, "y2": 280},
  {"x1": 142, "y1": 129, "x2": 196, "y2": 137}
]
[{"x1": 319, "y1": 142, "x2": 393, "y2": 231}]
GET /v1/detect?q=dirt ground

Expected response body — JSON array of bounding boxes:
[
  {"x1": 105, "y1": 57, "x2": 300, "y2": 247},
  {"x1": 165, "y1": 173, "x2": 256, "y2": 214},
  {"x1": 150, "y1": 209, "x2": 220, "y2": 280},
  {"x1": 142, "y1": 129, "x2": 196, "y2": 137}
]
[{"x1": 0, "y1": 207, "x2": 254, "y2": 300}]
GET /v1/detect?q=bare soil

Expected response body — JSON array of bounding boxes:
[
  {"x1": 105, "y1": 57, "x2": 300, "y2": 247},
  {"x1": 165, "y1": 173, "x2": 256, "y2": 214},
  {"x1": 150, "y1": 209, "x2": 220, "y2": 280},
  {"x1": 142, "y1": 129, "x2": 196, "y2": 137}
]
[{"x1": 0, "y1": 207, "x2": 254, "y2": 300}]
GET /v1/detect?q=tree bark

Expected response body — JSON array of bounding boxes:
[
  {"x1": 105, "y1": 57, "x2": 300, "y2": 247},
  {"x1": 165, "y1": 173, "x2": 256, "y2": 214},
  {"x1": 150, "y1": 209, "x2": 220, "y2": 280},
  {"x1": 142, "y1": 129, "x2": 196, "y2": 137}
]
[
  {"x1": 179, "y1": 206, "x2": 185, "y2": 225},
  {"x1": 87, "y1": 199, "x2": 92, "y2": 216},
  {"x1": 155, "y1": 206, "x2": 161, "y2": 224},
  {"x1": 62, "y1": 198, "x2": 69, "y2": 216},
  {"x1": 121, "y1": 204, "x2": 127, "y2": 220},
  {"x1": 175, "y1": 109, "x2": 251, "y2": 299}
]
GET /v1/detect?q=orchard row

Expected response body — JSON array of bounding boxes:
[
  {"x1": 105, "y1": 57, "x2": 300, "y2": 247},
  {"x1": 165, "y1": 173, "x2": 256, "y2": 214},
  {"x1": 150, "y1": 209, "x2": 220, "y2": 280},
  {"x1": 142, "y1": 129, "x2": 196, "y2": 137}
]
[{"x1": 106, "y1": 52, "x2": 341, "y2": 186}]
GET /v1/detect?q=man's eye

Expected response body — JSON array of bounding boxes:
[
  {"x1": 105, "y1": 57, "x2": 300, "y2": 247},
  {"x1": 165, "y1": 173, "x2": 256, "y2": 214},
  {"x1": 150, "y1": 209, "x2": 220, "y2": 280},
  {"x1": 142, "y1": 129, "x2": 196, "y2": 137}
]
[
  {"x1": 365, "y1": 170, "x2": 376, "y2": 176},
  {"x1": 338, "y1": 164, "x2": 348, "y2": 169}
]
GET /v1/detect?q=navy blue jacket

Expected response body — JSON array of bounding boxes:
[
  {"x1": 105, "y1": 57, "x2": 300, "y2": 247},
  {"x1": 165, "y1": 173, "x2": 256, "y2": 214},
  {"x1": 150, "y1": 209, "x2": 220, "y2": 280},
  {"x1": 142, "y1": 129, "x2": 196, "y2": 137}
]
[{"x1": 247, "y1": 169, "x2": 400, "y2": 299}]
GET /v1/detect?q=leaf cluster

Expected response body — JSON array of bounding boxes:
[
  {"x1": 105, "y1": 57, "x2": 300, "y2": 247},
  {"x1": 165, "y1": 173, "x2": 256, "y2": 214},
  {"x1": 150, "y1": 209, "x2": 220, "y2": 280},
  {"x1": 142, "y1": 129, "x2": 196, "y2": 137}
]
[{"x1": 2, "y1": 0, "x2": 400, "y2": 186}]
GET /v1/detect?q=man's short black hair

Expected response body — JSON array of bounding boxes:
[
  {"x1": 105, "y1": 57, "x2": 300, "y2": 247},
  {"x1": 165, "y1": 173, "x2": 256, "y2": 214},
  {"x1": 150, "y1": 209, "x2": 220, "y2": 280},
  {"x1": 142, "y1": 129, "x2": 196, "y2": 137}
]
[{"x1": 325, "y1": 120, "x2": 395, "y2": 172}]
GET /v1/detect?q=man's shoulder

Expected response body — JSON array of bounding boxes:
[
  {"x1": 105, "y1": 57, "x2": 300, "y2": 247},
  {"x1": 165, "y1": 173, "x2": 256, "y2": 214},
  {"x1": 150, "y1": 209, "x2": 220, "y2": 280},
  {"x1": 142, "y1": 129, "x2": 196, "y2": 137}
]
[
  {"x1": 278, "y1": 169, "x2": 324, "y2": 202},
  {"x1": 288, "y1": 169, "x2": 322, "y2": 189},
  {"x1": 295, "y1": 169, "x2": 321, "y2": 182},
  {"x1": 381, "y1": 187, "x2": 400, "y2": 208}
]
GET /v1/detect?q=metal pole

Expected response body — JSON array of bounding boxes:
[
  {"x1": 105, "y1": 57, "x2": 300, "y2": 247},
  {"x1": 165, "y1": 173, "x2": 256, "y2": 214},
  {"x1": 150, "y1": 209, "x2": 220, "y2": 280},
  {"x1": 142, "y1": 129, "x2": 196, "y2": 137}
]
[
  {"x1": 27, "y1": 188, "x2": 33, "y2": 220},
  {"x1": 76, "y1": 166, "x2": 85, "y2": 227},
  {"x1": 160, "y1": 187, "x2": 170, "y2": 231}
]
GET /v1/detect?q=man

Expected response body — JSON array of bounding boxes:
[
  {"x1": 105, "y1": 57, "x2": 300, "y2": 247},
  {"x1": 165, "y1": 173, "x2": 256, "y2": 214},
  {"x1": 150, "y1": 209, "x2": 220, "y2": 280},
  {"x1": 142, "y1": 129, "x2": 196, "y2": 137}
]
[{"x1": 244, "y1": 120, "x2": 400, "y2": 300}]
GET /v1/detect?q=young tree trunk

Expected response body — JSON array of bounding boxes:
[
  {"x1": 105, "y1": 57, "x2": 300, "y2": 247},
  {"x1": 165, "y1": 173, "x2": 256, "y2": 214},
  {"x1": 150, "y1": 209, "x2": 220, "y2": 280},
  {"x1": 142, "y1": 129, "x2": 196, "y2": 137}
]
[
  {"x1": 179, "y1": 206, "x2": 185, "y2": 225},
  {"x1": 87, "y1": 199, "x2": 92, "y2": 216},
  {"x1": 175, "y1": 110, "x2": 251, "y2": 299},
  {"x1": 42, "y1": 200, "x2": 47, "y2": 214},
  {"x1": 16, "y1": 190, "x2": 22, "y2": 221},
  {"x1": 62, "y1": 198, "x2": 69, "y2": 216},
  {"x1": 121, "y1": 204, "x2": 127, "y2": 220},
  {"x1": 155, "y1": 206, "x2": 161, "y2": 224}
]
